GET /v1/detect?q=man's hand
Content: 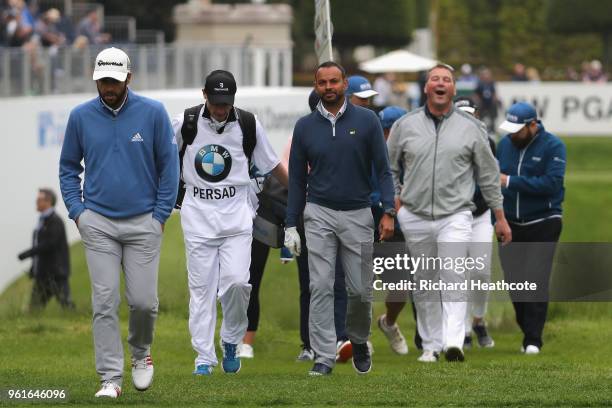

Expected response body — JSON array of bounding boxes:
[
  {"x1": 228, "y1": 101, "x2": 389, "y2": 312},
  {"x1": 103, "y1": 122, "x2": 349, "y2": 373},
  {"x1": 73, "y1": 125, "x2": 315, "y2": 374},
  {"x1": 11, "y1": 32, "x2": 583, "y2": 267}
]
[
  {"x1": 493, "y1": 209, "x2": 512, "y2": 245},
  {"x1": 379, "y1": 214, "x2": 394, "y2": 241},
  {"x1": 280, "y1": 247, "x2": 294, "y2": 264},
  {"x1": 271, "y1": 162, "x2": 289, "y2": 188},
  {"x1": 161, "y1": 223, "x2": 165, "y2": 232},
  {"x1": 500, "y1": 173, "x2": 509, "y2": 188},
  {"x1": 284, "y1": 227, "x2": 301, "y2": 257}
]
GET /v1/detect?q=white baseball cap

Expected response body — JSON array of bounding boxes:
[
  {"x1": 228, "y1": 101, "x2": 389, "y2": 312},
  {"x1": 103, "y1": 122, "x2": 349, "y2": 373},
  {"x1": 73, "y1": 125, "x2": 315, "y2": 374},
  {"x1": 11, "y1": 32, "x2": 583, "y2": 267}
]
[{"x1": 93, "y1": 47, "x2": 131, "y2": 82}]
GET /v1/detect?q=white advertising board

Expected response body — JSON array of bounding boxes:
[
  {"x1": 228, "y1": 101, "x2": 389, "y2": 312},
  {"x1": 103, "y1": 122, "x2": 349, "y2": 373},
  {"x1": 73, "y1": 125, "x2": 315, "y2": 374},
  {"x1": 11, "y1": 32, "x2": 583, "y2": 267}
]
[
  {"x1": 0, "y1": 87, "x2": 311, "y2": 293},
  {"x1": 497, "y1": 82, "x2": 612, "y2": 136}
]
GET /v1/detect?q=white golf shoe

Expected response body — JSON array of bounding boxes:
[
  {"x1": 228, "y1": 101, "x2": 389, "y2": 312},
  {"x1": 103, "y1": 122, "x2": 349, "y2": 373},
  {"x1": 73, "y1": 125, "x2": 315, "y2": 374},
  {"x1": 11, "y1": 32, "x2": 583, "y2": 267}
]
[
  {"x1": 95, "y1": 381, "x2": 121, "y2": 398},
  {"x1": 131, "y1": 355, "x2": 154, "y2": 391},
  {"x1": 377, "y1": 314, "x2": 408, "y2": 355},
  {"x1": 417, "y1": 350, "x2": 439, "y2": 363},
  {"x1": 523, "y1": 345, "x2": 540, "y2": 355}
]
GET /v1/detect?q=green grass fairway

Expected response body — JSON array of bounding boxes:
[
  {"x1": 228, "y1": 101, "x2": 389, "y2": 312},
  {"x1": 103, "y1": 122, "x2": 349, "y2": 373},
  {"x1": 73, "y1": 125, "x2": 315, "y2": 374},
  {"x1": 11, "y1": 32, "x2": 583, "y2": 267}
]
[{"x1": 1, "y1": 137, "x2": 612, "y2": 406}]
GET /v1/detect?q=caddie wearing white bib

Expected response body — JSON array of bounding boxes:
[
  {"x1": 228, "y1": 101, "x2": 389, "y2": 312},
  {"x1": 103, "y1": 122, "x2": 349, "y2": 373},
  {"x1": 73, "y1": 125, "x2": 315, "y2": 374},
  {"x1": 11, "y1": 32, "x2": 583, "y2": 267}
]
[{"x1": 172, "y1": 70, "x2": 288, "y2": 375}]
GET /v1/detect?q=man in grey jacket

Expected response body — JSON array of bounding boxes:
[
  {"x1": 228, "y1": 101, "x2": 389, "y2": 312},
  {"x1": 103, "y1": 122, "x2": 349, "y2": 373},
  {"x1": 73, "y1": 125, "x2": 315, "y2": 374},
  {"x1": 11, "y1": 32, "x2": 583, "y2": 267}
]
[{"x1": 386, "y1": 63, "x2": 512, "y2": 363}]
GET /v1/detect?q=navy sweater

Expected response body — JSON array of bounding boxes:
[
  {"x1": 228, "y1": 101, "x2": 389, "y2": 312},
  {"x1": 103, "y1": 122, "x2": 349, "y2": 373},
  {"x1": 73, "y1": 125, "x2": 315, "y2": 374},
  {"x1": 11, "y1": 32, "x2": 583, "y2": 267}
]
[{"x1": 286, "y1": 102, "x2": 394, "y2": 227}]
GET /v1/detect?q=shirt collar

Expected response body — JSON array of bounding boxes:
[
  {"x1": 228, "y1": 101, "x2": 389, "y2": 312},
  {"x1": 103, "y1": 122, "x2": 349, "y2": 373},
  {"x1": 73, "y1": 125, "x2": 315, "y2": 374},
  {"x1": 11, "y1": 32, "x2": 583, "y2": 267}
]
[
  {"x1": 40, "y1": 208, "x2": 54, "y2": 219},
  {"x1": 100, "y1": 89, "x2": 129, "y2": 116},
  {"x1": 203, "y1": 104, "x2": 237, "y2": 134},
  {"x1": 202, "y1": 104, "x2": 237, "y2": 123},
  {"x1": 424, "y1": 103, "x2": 454, "y2": 121},
  {"x1": 317, "y1": 97, "x2": 348, "y2": 122}
]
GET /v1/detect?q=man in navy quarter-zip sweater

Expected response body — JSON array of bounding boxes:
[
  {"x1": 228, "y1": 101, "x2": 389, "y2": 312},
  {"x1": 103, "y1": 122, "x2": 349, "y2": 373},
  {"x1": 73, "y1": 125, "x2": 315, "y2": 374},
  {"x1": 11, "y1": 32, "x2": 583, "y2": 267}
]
[
  {"x1": 497, "y1": 101, "x2": 566, "y2": 355},
  {"x1": 284, "y1": 61, "x2": 395, "y2": 376}
]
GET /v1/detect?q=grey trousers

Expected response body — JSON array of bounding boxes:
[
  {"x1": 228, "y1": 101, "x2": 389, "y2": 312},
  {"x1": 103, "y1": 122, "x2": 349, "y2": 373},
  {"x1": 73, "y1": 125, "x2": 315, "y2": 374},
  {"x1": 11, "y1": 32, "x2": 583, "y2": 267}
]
[
  {"x1": 303, "y1": 202, "x2": 374, "y2": 368},
  {"x1": 78, "y1": 209, "x2": 162, "y2": 385}
]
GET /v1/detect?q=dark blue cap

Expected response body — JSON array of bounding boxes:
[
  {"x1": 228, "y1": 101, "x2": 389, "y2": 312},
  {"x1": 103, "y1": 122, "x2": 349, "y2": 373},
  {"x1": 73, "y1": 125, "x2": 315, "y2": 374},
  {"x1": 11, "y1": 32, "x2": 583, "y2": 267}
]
[{"x1": 378, "y1": 106, "x2": 407, "y2": 129}]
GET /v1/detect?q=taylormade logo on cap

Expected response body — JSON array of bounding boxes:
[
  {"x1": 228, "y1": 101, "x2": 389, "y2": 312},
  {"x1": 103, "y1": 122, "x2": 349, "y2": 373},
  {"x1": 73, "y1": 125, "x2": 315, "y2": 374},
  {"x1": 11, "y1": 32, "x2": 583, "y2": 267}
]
[
  {"x1": 93, "y1": 47, "x2": 131, "y2": 82},
  {"x1": 97, "y1": 60, "x2": 124, "y2": 67}
]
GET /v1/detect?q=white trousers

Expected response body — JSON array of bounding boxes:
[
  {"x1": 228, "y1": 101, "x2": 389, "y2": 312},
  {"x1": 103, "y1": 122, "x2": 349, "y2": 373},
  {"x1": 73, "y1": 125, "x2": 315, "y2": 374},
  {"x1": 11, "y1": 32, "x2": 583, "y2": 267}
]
[
  {"x1": 397, "y1": 207, "x2": 472, "y2": 352},
  {"x1": 184, "y1": 232, "x2": 252, "y2": 368},
  {"x1": 465, "y1": 210, "x2": 494, "y2": 333}
]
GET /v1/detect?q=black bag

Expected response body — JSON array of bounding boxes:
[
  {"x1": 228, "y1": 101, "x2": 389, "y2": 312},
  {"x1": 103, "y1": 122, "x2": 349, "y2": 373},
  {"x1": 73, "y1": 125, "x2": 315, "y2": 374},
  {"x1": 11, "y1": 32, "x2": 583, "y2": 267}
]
[
  {"x1": 252, "y1": 176, "x2": 288, "y2": 248},
  {"x1": 175, "y1": 105, "x2": 257, "y2": 209}
]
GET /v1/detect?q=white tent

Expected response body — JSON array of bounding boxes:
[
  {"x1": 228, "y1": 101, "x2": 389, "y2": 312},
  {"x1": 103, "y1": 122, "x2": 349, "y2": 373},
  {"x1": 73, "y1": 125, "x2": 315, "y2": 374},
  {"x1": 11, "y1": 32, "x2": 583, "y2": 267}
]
[{"x1": 359, "y1": 50, "x2": 437, "y2": 73}]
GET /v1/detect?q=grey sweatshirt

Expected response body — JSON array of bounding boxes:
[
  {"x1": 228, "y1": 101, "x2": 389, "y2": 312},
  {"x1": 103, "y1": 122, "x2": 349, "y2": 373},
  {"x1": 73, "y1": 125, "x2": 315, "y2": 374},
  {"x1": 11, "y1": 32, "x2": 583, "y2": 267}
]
[{"x1": 387, "y1": 105, "x2": 503, "y2": 220}]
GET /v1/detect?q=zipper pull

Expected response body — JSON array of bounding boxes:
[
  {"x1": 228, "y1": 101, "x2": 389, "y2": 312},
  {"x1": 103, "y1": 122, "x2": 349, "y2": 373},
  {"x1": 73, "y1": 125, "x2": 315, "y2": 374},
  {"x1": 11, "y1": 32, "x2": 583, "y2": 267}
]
[{"x1": 332, "y1": 123, "x2": 336, "y2": 137}]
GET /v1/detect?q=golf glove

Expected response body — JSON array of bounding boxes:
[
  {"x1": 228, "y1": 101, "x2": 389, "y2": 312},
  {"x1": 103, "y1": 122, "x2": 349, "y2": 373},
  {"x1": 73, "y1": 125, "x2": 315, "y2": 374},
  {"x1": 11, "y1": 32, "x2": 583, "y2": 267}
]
[{"x1": 284, "y1": 227, "x2": 301, "y2": 257}]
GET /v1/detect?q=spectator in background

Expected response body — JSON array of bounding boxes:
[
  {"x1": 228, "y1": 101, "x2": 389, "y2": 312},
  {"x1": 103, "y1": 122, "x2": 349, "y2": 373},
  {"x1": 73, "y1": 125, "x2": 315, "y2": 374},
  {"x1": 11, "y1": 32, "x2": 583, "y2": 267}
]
[
  {"x1": 526, "y1": 67, "x2": 541, "y2": 83},
  {"x1": 18, "y1": 188, "x2": 74, "y2": 311},
  {"x1": 56, "y1": 11, "x2": 76, "y2": 44},
  {"x1": 35, "y1": 8, "x2": 68, "y2": 92},
  {"x1": 457, "y1": 63, "x2": 479, "y2": 92},
  {"x1": 4, "y1": 1, "x2": 33, "y2": 47},
  {"x1": 474, "y1": 67, "x2": 499, "y2": 133},
  {"x1": 511, "y1": 63, "x2": 528, "y2": 82},
  {"x1": 566, "y1": 66, "x2": 580, "y2": 81},
  {"x1": 373, "y1": 73, "x2": 395, "y2": 108},
  {"x1": 19, "y1": 0, "x2": 36, "y2": 28},
  {"x1": 35, "y1": 8, "x2": 66, "y2": 48},
  {"x1": 582, "y1": 59, "x2": 607, "y2": 83},
  {"x1": 347, "y1": 75, "x2": 379, "y2": 109},
  {"x1": 76, "y1": 6, "x2": 110, "y2": 45},
  {"x1": 579, "y1": 60, "x2": 591, "y2": 80},
  {"x1": 3, "y1": 0, "x2": 44, "y2": 93}
]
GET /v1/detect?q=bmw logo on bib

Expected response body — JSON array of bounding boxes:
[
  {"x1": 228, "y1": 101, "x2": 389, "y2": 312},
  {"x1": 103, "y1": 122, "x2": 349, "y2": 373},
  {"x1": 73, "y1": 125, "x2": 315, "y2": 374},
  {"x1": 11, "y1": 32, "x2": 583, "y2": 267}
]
[{"x1": 195, "y1": 144, "x2": 232, "y2": 182}]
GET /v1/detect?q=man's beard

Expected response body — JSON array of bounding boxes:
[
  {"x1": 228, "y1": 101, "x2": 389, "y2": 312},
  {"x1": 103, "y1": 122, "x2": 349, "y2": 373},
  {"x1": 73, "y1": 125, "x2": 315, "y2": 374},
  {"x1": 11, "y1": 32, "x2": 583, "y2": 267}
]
[
  {"x1": 99, "y1": 86, "x2": 127, "y2": 109},
  {"x1": 321, "y1": 91, "x2": 343, "y2": 106},
  {"x1": 510, "y1": 131, "x2": 534, "y2": 149}
]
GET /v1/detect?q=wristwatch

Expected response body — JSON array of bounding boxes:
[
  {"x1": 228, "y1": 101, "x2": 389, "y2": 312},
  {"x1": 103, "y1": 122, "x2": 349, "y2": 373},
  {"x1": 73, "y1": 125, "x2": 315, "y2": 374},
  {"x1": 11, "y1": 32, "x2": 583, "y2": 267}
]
[{"x1": 384, "y1": 208, "x2": 397, "y2": 218}]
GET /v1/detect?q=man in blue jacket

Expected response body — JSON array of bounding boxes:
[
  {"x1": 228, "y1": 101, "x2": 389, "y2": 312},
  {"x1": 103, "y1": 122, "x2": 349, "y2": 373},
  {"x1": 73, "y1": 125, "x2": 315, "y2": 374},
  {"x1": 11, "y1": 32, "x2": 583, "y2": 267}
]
[
  {"x1": 497, "y1": 101, "x2": 566, "y2": 355},
  {"x1": 285, "y1": 61, "x2": 395, "y2": 376},
  {"x1": 59, "y1": 47, "x2": 179, "y2": 398}
]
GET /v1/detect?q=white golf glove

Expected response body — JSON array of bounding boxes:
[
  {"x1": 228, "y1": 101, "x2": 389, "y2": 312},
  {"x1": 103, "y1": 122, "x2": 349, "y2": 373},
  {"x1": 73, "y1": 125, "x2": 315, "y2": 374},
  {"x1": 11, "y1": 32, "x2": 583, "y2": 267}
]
[
  {"x1": 250, "y1": 175, "x2": 266, "y2": 194},
  {"x1": 284, "y1": 227, "x2": 301, "y2": 257}
]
